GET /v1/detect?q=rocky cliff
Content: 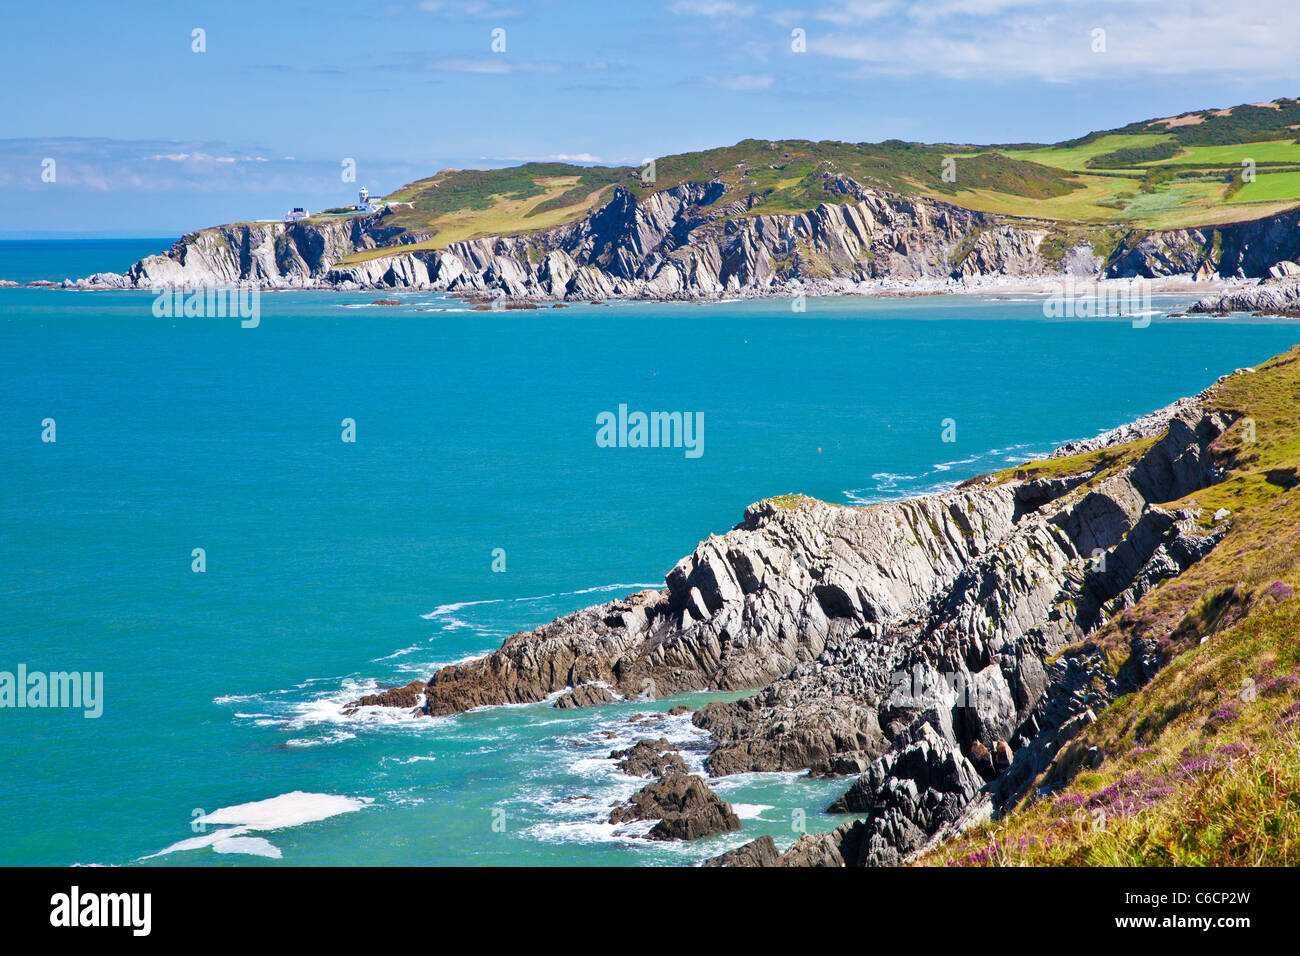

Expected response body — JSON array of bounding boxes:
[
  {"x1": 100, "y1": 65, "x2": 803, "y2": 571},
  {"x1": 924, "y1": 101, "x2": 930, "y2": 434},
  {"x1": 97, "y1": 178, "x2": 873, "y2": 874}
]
[
  {"x1": 1187, "y1": 277, "x2": 1300, "y2": 315},
  {"x1": 52, "y1": 167, "x2": 1300, "y2": 298},
  {"x1": 71, "y1": 177, "x2": 1063, "y2": 297},
  {"x1": 349, "y1": 369, "x2": 1254, "y2": 866},
  {"x1": 1104, "y1": 206, "x2": 1300, "y2": 282}
]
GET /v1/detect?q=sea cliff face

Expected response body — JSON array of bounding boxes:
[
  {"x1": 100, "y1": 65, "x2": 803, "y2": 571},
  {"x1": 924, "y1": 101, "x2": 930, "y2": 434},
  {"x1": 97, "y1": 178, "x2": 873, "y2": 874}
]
[
  {"x1": 70, "y1": 179, "x2": 1062, "y2": 296},
  {"x1": 347, "y1": 371, "x2": 1251, "y2": 865},
  {"x1": 1105, "y1": 207, "x2": 1300, "y2": 281},
  {"x1": 52, "y1": 171, "x2": 1300, "y2": 299}
]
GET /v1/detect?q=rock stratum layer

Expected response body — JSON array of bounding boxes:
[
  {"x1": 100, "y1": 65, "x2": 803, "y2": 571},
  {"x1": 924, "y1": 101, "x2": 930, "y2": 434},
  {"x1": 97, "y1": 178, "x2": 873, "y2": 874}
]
[
  {"x1": 59, "y1": 177, "x2": 1300, "y2": 299},
  {"x1": 350, "y1": 372, "x2": 1248, "y2": 865}
]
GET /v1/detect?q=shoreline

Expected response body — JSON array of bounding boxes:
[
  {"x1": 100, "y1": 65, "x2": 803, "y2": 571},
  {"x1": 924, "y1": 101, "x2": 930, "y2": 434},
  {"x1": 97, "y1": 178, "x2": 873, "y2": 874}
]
[{"x1": 0, "y1": 271, "x2": 1251, "y2": 305}]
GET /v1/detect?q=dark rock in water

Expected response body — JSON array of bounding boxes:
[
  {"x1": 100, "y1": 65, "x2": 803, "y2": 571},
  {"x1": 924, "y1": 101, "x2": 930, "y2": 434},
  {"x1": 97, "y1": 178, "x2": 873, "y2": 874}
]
[
  {"x1": 827, "y1": 722, "x2": 985, "y2": 866},
  {"x1": 609, "y1": 773, "x2": 741, "y2": 841},
  {"x1": 554, "y1": 684, "x2": 615, "y2": 709},
  {"x1": 370, "y1": 298, "x2": 402, "y2": 306},
  {"x1": 343, "y1": 679, "x2": 425, "y2": 714},
  {"x1": 779, "y1": 822, "x2": 868, "y2": 867},
  {"x1": 611, "y1": 738, "x2": 689, "y2": 778},
  {"x1": 666, "y1": 704, "x2": 695, "y2": 716},
  {"x1": 704, "y1": 822, "x2": 867, "y2": 867},
  {"x1": 1189, "y1": 278, "x2": 1300, "y2": 315},
  {"x1": 703, "y1": 835, "x2": 780, "y2": 867},
  {"x1": 813, "y1": 752, "x2": 874, "y2": 777},
  {"x1": 695, "y1": 640, "x2": 893, "y2": 776}
]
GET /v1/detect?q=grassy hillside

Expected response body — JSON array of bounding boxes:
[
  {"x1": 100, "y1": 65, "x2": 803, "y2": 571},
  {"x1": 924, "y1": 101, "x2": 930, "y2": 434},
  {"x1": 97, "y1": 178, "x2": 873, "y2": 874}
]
[
  {"x1": 993, "y1": 97, "x2": 1300, "y2": 228},
  {"x1": 921, "y1": 346, "x2": 1300, "y2": 867},
  {"x1": 306, "y1": 97, "x2": 1300, "y2": 265}
]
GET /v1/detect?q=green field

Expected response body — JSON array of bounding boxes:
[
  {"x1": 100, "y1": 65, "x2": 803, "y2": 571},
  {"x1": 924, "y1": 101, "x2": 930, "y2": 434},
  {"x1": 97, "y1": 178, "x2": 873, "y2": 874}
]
[
  {"x1": 1000, "y1": 133, "x2": 1174, "y2": 171},
  {"x1": 1228, "y1": 168, "x2": 1300, "y2": 203},
  {"x1": 1136, "y1": 139, "x2": 1300, "y2": 167}
]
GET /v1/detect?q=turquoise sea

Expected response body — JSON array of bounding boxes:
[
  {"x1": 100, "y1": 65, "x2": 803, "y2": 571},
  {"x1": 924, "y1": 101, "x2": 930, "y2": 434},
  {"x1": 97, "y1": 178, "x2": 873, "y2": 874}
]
[{"x1": 2, "y1": 239, "x2": 1297, "y2": 866}]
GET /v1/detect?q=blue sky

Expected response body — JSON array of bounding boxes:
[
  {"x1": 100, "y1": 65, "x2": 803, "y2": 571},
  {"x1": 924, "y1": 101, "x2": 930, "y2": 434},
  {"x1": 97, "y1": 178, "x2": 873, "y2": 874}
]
[{"x1": 3, "y1": 0, "x2": 1298, "y2": 236}]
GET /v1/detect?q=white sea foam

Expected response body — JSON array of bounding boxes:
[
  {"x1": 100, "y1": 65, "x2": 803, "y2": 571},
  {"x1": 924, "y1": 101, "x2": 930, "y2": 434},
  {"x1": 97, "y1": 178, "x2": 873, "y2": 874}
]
[
  {"x1": 212, "y1": 836, "x2": 282, "y2": 858},
  {"x1": 844, "y1": 438, "x2": 1065, "y2": 506},
  {"x1": 274, "y1": 680, "x2": 454, "y2": 734},
  {"x1": 284, "y1": 729, "x2": 356, "y2": 747},
  {"x1": 526, "y1": 817, "x2": 657, "y2": 844},
  {"x1": 369, "y1": 642, "x2": 489, "y2": 665},
  {"x1": 197, "y1": 791, "x2": 371, "y2": 830},
  {"x1": 508, "y1": 703, "x2": 721, "y2": 851},
  {"x1": 145, "y1": 790, "x2": 371, "y2": 859},
  {"x1": 708, "y1": 769, "x2": 815, "y2": 791},
  {"x1": 146, "y1": 828, "x2": 245, "y2": 857},
  {"x1": 212, "y1": 693, "x2": 257, "y2": 705},
  {"x1": 420, "y1": 582, "x2": 660, "y2": 622},
  {"x1": 871, "y1": 471, "x2": 920, "y2": 483},
  {"x1": 420, "y1": 598, "x2": 504, "y2": 620},
  {"x1": 844, "y1": 479, "x2": 958, "y2": 506}
]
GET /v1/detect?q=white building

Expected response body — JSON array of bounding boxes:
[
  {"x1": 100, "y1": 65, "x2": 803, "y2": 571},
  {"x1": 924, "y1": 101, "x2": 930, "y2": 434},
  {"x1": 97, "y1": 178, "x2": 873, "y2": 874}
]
[{"x1": 352, "y1": 187, "x2": 378, "y2": 213}]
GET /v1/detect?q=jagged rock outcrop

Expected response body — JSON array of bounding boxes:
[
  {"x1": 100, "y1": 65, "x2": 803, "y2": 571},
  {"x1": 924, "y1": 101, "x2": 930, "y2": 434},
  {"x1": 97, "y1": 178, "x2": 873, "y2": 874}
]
[
  {"x1": 402, "y1": 484, "x2": 1027, "y2": 717},
  {"x1": 825, "y1": 721, "x2": 986, "y2": 866},
  {"x1": 608, "y1": 772, "x2": 741, "y2": 841},
  {"x1": 954, "y1": 225, "x2": 1048, "y2": 278},
  {"x1": 1104, "y1": 207, "x2": 1300, "y2": 280},
  {"x1": 611, "y1": 739, "x2": 689, "y2": 778},
  {"x1": 554, "y1": 683, "x2": 616, "y2": 709},
  {"x1": 711, "y1": 822, "x2": 868, "y2": 867},
  {"x1": 1187, "y1": 278, "x2": 1300, "y2": 315},
  {"x1": 342, "y1": 679, "x2": 425, "y2": 715},
  {"x1": 693, "y1": 403, "x2": 1231, "y2": 791},
  {"x1": 122, "y1": 215, "x2": 402, "y2": 289},
  {"x1": 703, "y1": 835, "x2": 780, "y2": 867}
]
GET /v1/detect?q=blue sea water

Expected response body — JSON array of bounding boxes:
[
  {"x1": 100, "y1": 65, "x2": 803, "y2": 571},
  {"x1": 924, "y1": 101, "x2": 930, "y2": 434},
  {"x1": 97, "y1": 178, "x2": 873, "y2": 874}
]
[{"x1": 1, "y1": 241, "x2": 1297, "y2": 866}]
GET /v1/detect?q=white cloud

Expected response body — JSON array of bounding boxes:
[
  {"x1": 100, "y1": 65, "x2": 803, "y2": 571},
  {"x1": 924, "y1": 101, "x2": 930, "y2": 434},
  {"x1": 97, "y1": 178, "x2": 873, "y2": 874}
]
[
  {"x1": 426, "y1": 57, "x2": 561, "y2": 74},
  {"x1": 814, "y1": 1, "x2": 896, "y2": 25},
  {"x1": 492, "y1": 153, "x2": 606, "y2": 164},
  {"x1": 807, "y1": 0, "x2": 1300, "y2": 81},
  {"x1": 0, "y1": 138, "x2": 426, "y2": 197},
  {"x1": 667, "y1": 1, "x2": 758, "y2": 18},
  {"x1": 709, "y1": 73, "x2": 775, "y2": 91},
  {"x1": 417, "y1": 1, "x2": 520, "y2": 18},
  {"x1": 145, "y1": 152, "x2": 253, "y2": 165}
]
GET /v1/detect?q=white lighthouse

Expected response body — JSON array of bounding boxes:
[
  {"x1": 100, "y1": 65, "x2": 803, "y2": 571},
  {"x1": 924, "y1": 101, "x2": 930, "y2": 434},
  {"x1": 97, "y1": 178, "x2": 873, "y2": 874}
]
[{"x1": 358, "y1": 186, "x2": 369, "y2": 207}]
